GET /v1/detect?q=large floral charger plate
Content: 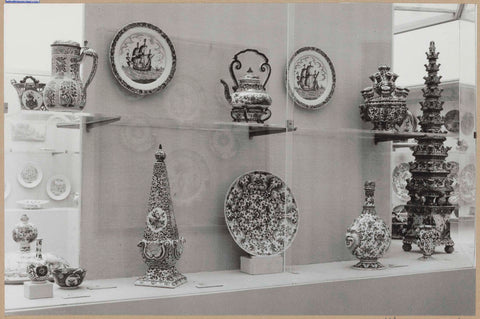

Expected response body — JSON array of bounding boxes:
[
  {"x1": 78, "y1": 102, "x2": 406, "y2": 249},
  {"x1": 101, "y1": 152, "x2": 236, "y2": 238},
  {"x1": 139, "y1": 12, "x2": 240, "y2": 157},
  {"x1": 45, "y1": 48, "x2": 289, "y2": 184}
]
[
  {"x1": 392, "y1": 162, "x2": 411, "y2": 202},
  {"x1": 110, "y1": 22, "x2": 176, "y2": 95},
  {"x1": 224, "y1": 171, "x2": 299, "y2": 256},
  {"x1": 286, "y1": 47, "x2": 335, "y2": 110}
]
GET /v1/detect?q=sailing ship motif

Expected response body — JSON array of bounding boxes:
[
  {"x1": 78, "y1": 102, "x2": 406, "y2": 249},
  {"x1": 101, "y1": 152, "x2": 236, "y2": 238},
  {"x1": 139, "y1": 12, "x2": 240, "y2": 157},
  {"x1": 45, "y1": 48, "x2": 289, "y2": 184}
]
[
  {"x1": 295, "y1": 57, "x2": 326, "y2": 100},
  {"x1": 122, "y1": 37, "x2": 164, "y2": 84}
]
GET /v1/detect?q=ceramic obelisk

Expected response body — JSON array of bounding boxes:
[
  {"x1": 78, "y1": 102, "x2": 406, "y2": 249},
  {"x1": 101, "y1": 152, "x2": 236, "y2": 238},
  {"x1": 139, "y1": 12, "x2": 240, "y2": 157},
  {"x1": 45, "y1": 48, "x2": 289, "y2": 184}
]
[
  {"x1": 402, "y1": 41, "x2": 456, "y2": 254},
  {"x1": 135, "y1": 145, "x2": 187, "y2": 288}
]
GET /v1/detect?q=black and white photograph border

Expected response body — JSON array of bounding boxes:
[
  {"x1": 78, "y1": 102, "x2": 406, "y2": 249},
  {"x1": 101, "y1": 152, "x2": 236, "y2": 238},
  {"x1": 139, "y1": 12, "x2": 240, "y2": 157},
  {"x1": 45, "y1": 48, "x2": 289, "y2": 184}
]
[{"x1": 2, "y1": 1, "x2": 477, "y2": 317}]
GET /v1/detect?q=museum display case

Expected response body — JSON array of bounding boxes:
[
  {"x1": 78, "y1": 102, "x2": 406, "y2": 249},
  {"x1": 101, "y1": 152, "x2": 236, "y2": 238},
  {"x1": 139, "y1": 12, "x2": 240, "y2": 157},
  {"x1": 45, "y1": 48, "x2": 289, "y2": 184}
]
[{"x1": 3, "y1": 2, "x2": 476, "y2": 316}]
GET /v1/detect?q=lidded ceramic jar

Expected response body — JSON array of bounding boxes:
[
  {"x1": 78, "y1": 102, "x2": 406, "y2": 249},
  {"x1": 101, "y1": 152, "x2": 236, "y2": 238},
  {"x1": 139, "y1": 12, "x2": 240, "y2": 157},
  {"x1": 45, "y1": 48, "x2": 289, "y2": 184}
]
[
  {"x1": 43, "y1": 40, "x2": 98, "y2": 111},
  {"x1": 345, "y1": 181, "x2": 391, "y2": 269},
  {"x1": 12, "y1": 214, "x2": 38, "y2": 253}
]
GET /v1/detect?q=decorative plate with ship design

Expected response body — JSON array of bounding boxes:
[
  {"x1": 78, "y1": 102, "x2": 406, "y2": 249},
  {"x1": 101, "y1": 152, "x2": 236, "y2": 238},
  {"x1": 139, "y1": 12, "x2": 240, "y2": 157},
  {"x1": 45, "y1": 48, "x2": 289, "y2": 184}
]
[
  {"x1": 110, "y1": 22, "x2": 176, "y2": 95},
  {"x1": 224, "y1": 171, "x2": 299, "y2": 256},
  {"x1": 287, "y1": 47, "x2": 335, "y2": 110}
]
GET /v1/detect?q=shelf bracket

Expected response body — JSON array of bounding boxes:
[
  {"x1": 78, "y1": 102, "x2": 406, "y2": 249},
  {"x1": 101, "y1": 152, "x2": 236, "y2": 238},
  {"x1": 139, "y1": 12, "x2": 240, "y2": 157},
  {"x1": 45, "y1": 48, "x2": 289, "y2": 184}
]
[{"x1": 248, "y1": 120, "x2": 297, "y2": 139}]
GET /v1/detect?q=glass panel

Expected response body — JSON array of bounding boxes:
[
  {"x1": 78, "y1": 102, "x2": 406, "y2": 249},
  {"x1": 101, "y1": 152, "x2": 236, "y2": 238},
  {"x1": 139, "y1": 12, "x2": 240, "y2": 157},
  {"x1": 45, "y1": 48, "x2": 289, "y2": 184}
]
[
  {"x1": 4, "y1": 5, "x2": 83, "y2": 284},
  {"x1": 79, "y1": 3, "x2": 290, "y2": 279}
]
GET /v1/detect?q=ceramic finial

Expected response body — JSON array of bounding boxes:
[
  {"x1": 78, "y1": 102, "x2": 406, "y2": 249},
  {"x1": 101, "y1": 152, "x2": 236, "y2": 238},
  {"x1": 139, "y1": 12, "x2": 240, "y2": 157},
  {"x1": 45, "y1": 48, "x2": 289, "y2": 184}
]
[{"x1": 155, "y1": 144, "x2": 166, "y2": 161}]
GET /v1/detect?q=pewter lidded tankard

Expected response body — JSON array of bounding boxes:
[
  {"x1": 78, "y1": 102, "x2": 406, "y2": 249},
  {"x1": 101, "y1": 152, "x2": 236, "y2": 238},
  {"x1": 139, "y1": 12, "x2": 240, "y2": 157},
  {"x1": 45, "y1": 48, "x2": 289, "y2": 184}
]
[{"x1": 43, "y1": 40, "x2": 98, "y2": 111}]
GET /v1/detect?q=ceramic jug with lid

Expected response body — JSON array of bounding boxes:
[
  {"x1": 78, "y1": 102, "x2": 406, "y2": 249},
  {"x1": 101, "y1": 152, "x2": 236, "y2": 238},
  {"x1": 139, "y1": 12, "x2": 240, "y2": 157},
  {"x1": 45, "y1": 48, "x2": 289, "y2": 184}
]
[{"x1": 43, "y1": 40, "x2": 98, "y2": 112}]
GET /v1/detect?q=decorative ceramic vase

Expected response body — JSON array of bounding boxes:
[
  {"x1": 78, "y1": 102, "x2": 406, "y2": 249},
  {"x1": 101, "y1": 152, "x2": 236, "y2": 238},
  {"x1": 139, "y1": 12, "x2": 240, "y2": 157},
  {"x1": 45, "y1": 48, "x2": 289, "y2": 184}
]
[
  {"x1": 5, "y1": 215, "x2": 39, "y2": 283},
  {"x1": 135, "y1": 145, "x2": 187, "y2": 288},
  {"x1": 11, "y1": 76, "x2": 47, "y2": 111},
  {"x1": 402, "y1": 42, "x2": 456, "y2": 254},
  {"x1": 12, "y1": 214, "x2": 38, "y2": 253},
  {"x1": 43, "y1": 40, "x2": 98, "y2": 111},
  {"x1": 52, "y1": 267, "x2": 86, "y2": 288},
  {"x1": 345, "y1": 181, "x2": 391, "y2": 269},
  {"x1": 359, "y1": 66, "x2": 409, "y2": 131},
  {"x1": 220, "y1": 49, "x2": 272, "y2": 123},
  {"x1": 26, "y1": 239, "x2": 49, "y2": 282},
  {"x1": 417, "y1": 225, "x2": 439, "y2": 260}
]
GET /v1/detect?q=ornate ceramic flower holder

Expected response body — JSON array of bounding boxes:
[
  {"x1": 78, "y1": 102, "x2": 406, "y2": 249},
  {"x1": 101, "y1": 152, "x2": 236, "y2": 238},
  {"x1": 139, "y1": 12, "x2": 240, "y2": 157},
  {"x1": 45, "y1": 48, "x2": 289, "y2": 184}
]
[
  {"x1": 220, "y1": 49, "x2": 272, "y2": 123},
  {"x1": 402, "y1": 42, "x2": 455, "y2": 254},
  {"x1": 345, "y1": 181, "x2": 391, "y2": 270},
  {"x1": 135, "y1": 145, "x2": 187, "y2": 288},
  {"x1": 359, "y1": 65, "x2": 409, "y2": 131}
]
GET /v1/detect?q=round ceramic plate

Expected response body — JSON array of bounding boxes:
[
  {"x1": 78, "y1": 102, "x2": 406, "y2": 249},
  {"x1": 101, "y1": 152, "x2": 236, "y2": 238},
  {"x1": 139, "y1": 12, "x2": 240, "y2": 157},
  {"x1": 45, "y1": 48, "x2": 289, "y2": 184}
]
[
  {"x1": 17, "y1": 162, "x2": 43, "y2": 188},
  {"x1": 46, "y1": 175, "x2": 71, "y2": 201},
  {"x1": 110, "y1": 22, "x2": 176, "y2": 95},
  {"x1": 461, "y1": 111, "x2": 475, "y2": 136},
  {"x1": 444, "y1": 110, "x2": 459, "y2": 133},
  {"x1": 16, "y1": 199, "x2": 49, "y2": 209},
  {"x1": 224, "y1": 171, "x2": 299, "y2": 256},
  {"x1": 287, "y1": 47, "x2": 335, "y2": 110},
  {"x1": 392, "y1": 163, "x2": 411, "y2": 202},
  {"x1": 459, "y1": 164, "x2": 475, "y2": 204}
]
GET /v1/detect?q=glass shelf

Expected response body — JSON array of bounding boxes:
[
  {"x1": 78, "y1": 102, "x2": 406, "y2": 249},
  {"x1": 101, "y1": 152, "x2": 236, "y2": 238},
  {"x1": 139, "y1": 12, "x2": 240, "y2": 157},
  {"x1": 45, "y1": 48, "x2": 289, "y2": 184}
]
[
  {"x1": 56, "y1": 114, "x2": 121, "y2": 132},
  {"x1": 373, "y1": 130, "x2": 459, "y2": 144}
]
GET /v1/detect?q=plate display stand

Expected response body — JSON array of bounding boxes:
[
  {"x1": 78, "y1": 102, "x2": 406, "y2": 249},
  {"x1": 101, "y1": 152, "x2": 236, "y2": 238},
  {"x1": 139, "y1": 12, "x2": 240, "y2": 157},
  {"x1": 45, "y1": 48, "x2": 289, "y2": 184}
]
[
  {"x1": 240, "y1": 255, "x2": 283, "y2": 275},
  {"x1": 24, "y1": 281, "x2": 53, "y2": 299}
]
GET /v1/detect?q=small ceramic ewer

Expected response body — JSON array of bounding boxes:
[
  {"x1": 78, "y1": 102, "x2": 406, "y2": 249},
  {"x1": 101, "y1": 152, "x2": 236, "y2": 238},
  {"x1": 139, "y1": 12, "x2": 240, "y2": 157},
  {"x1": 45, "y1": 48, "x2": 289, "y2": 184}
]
[
  {"x1": 52, "y1": 267, "x2": 87, "y2": 289},
  {"x1": 345, "y1": 181, "x2": 391, "y2": 270},
  {"x1": 417, "y1": 225, "x2": 439, "y2": 260},
  {"x1": 220, "y1": 49, "x2": 272, "y2": 123},
  {"x1": 43, "y1": 40, "x2": 98, "y2": 112},
  {"x1": 26, "y1": 239, "x2": 49, "y2": 283}
]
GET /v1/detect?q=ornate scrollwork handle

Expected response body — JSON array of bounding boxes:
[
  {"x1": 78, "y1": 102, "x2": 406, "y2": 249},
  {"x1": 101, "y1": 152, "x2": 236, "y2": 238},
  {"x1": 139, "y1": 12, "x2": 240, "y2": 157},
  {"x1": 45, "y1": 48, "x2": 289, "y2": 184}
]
[{"x1": 229, "y1": 48, "x2": 271, "y2": 90}]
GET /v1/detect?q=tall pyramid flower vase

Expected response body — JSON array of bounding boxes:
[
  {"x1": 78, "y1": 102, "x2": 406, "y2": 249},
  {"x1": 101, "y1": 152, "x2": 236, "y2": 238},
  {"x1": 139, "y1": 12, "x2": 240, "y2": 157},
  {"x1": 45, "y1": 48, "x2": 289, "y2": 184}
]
[{"x1": 135, "y1": 145, "x2": 187, "y2": 288}]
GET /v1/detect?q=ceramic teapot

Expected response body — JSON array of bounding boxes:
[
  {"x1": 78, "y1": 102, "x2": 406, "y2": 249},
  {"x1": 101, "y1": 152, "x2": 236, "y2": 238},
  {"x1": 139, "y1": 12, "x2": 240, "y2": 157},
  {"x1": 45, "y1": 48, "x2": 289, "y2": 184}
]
[
  {"x1": 11, "y1": 76, "x2": 46, "y2": 110},
  {"x1": 43, "y1": 40, "x2": 98, "y2": 112},
  {"x1": 220, "y1": 49, "x2": 272, "y2": 123}
]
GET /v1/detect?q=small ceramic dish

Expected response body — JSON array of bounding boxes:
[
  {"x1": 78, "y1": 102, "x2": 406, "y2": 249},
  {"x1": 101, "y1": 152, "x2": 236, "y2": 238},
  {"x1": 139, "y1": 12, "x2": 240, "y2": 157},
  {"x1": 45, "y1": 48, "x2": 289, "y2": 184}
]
[
  {"x1": 52, "y1": 267, "x2": 86, "y2": 289},
  {"x1": 16, "y1": 199, "x2": 49, "y2": 210}
]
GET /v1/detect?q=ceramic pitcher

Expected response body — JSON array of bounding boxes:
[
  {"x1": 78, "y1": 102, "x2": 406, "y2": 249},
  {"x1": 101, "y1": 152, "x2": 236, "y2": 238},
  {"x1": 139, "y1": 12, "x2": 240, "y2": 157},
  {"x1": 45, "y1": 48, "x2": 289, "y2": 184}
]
[{"x1": 43, "y1": 40, "x2": 98, "y2": 111}]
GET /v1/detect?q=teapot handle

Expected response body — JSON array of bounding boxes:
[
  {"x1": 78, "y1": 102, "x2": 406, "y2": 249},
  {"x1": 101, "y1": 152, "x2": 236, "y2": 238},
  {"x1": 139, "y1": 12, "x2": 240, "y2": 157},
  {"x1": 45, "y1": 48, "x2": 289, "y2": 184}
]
[
  {"x1": 20, "y1": 76, "x2": 40, "y2": 86},
  {"x1": 77, "y1": 41, "x2": 98, "y2": 99},
  {"x1": 229, "y1": 49, "x2": 271, "y2": 90}
]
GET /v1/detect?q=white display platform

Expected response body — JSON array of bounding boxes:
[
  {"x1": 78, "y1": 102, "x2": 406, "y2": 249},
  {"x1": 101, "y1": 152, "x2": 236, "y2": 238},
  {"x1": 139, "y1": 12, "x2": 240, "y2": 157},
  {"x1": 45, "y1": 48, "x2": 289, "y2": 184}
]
[{"x1": 5, "y1": 240, "x2": 475, "y2": 315}]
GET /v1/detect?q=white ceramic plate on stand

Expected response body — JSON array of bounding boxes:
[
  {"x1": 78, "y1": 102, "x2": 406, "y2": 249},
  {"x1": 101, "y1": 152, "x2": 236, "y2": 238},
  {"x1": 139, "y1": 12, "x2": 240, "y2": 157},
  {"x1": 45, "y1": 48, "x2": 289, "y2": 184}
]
[
  {"x1": 17, "y1": 162, "x2": 43, "y2": 188},
  {"x1": 46, "y1": 175, "x2": 71, "y2": 201},
  {"x1": 16, "y1": 199, "x2": 49, "y2": 209}
]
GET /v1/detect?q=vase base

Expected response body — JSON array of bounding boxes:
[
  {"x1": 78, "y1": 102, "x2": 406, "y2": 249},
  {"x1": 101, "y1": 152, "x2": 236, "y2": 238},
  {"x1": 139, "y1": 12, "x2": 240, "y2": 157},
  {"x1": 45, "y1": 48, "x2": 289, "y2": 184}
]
[
  {"x1": 352, "y1": 260, "x2": 386, "y2": 270},
  {"x1": 134, "y1": 266, "x2": 187, "y2": 288}
]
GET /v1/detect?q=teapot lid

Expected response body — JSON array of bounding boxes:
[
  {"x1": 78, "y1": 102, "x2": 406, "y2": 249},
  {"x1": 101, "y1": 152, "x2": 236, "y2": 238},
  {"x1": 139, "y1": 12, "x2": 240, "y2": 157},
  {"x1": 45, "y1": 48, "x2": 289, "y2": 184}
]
[
  {"x1": 51, "y1": 40, "x2": 81, "y2": 48},
  {"x1": 239, "y1": 68, "x2": 261, "y2": 86}
]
